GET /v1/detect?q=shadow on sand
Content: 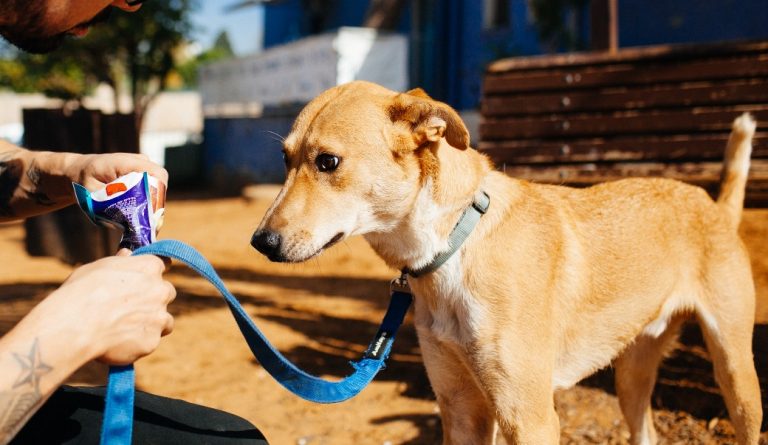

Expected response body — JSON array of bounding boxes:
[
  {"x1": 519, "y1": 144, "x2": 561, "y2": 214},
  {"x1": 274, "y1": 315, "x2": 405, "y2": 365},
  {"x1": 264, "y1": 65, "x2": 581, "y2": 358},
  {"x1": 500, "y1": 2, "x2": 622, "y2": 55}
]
[{"x1": 2, "y1": 274, "x2": 766, "y2": 439}]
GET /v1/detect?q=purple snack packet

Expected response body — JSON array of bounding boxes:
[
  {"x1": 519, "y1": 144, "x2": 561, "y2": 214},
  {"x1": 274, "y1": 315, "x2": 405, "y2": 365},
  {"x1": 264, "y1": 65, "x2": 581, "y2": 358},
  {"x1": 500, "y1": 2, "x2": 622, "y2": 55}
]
[{"x1": 73, "y1": 172, "x2": 166, "y2": 250}]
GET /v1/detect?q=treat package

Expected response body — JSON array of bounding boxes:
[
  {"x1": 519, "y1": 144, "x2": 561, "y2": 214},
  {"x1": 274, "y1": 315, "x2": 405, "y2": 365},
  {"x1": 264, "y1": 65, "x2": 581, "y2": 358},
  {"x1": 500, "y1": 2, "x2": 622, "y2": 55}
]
[{"x1": 73, "y1": 172, "x2": 166, "y2": 250}]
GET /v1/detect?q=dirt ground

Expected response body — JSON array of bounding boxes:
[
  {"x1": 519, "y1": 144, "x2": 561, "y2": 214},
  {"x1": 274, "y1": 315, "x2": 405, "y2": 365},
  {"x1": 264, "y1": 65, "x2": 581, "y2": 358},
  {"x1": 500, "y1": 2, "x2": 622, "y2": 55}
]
[{"x1": 1, "y1": 184, "x2": 767, "y2": 445}]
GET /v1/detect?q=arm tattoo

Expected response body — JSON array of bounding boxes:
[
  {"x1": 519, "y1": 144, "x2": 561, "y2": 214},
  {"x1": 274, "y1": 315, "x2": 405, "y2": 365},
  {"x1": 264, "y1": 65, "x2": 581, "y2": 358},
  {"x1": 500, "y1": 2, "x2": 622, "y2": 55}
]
[
  {"x1": 24, "y1": 161, "x2": 55, "y2": 207},
  {"x1": 0, "y1": 339, "x2": 53, "y2": 441},
  {"x1": 0, "y1": 151, "x2": 21, "y2": 217}
]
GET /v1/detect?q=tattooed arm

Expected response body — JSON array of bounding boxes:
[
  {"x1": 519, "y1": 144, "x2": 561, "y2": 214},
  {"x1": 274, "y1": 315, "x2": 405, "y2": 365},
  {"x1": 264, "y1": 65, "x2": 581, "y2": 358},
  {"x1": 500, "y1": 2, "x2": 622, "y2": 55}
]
[
  {"x1": 0, "y1": 140, "x2": 168, "y2": 221},
  {"x1": 0, "y1": 253, "x2": 175, "y2": 444},
  {"x1": 0, "y1": 337, "x2": 76, "y2": 444}
]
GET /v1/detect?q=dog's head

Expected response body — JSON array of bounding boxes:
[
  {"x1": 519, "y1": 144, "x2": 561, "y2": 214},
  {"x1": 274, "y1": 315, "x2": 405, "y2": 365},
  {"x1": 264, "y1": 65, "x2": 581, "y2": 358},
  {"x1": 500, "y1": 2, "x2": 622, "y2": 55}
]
[{"x1": 251, "y1": 81, "x2": 471, "y2": 263}]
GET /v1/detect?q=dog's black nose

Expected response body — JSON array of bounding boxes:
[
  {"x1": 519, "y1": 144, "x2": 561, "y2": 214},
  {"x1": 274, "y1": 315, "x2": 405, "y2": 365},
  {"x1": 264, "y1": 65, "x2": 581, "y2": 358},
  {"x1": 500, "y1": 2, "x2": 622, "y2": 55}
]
[{"x1": 251, "y1": 230, "x2": 282, "y2": 259}]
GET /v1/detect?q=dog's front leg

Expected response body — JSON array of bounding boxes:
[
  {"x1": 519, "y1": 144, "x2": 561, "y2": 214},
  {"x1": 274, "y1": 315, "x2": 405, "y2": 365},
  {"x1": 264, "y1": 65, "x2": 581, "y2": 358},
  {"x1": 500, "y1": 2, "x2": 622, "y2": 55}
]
[
  {"x1": 473, "y1": 343, "x2": 561, "y2": 444},
  {"x1": 418, "y1": 328, "x2": 498, "y2": 445}
]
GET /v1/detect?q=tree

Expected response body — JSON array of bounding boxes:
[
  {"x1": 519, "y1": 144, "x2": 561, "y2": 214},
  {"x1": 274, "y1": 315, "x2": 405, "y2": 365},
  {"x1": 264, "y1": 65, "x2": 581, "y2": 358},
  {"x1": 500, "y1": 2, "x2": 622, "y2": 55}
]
[
  {"x1": 177, "y1": 30, "x2": 235, "y2": 87},
  {"x1": 104, "y1": 0, "x2": 198, "y2": 126},
  {"x1": 0, "y1": 42, "x2": 95, "y2": 103},
  {"x1": 213, "y1": 31, "x2": 235, "y2": 56}
]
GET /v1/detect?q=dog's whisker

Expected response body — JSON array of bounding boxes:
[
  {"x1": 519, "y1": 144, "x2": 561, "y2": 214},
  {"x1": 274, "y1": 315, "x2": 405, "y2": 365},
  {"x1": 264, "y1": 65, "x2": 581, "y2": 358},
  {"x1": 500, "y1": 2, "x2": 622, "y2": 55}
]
[{"x1": 261, "y1": 130, "x2": 286, "y2": 143}]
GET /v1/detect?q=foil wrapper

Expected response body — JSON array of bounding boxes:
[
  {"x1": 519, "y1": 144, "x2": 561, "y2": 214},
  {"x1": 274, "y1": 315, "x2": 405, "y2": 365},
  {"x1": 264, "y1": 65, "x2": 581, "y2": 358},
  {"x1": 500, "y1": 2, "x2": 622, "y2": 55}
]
[{"x1": 73, "y1": 172, "x2": 166, "y2": 250}]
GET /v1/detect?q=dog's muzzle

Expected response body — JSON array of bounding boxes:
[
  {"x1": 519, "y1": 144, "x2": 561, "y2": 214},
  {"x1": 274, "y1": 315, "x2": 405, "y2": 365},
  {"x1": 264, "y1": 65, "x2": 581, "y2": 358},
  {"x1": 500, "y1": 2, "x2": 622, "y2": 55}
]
[{"x1": 251, "y1": 229, "x2": 286, "y2": 262}]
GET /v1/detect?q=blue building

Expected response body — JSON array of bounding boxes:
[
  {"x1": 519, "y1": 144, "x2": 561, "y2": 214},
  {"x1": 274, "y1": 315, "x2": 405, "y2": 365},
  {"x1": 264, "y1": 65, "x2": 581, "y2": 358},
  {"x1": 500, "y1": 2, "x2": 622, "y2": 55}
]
[
  {"x1": 260, "y1": 0, "x2": 768, "y2": 111},
  {"x1": 198, "y1": 0, "x2": 768, "y2": 187}
]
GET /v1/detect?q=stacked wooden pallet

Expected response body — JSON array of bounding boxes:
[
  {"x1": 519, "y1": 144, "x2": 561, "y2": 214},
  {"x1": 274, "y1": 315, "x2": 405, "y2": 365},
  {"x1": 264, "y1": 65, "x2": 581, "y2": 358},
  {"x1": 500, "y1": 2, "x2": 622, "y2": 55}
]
[{"x1": 480, "y1": 40, "x2": 768, "y2": 206}]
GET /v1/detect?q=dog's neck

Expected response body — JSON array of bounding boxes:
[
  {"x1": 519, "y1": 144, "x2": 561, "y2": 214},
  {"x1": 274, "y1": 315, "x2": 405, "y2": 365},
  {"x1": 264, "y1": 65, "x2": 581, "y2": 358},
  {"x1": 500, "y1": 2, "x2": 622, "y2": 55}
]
[{"x1": 364, "y1": 139, "x2": 492, "y2": 272}]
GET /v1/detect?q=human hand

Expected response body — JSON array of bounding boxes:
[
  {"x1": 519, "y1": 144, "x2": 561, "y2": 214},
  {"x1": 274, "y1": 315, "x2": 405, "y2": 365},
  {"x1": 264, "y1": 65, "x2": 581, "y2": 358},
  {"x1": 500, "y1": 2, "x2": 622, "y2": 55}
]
[
  {"x1": 63, "y1": 152, "x2": 169, "y2": 192},
  {"x1": 45, "y1": 254, "x2": 176, "y2": 366}
]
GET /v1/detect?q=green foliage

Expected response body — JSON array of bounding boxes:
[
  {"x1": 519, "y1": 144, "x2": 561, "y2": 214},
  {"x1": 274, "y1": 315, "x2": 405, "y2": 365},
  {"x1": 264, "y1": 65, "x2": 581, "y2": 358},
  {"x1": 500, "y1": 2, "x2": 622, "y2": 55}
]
[
  {"x1": 213, "y1": 31, "x2": 235, "y2": 56},
  {"x1": 0, "y1": 45, "x2": 98, "y2": 101},
  {"x1": 177, "y1": 30, "x2": 235, "y2": 88},
  {"x1": 0, "y1": 57, "x2": 34, "y2": 92}
]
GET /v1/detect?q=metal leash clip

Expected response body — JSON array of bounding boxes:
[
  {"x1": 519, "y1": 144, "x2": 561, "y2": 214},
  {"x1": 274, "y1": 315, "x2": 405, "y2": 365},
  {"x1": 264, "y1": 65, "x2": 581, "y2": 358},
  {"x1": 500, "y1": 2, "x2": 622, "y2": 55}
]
[{"x1": 390, "y1": 272, "x2": 411, "y2": 295}]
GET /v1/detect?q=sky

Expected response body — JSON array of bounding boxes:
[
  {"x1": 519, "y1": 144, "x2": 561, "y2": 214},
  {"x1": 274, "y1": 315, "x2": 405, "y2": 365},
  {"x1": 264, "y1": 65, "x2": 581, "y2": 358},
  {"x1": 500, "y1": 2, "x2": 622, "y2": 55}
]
[{"x1": 191, "y1": 0, "x2": 265, "y2": 56}]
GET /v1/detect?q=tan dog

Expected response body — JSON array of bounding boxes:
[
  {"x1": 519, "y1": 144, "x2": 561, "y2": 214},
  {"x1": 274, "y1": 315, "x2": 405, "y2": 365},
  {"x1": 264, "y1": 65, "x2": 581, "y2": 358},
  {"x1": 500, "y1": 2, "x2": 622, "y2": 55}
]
[{"x1": 252, "y1": 81, "x2": 762, "y2": 445}]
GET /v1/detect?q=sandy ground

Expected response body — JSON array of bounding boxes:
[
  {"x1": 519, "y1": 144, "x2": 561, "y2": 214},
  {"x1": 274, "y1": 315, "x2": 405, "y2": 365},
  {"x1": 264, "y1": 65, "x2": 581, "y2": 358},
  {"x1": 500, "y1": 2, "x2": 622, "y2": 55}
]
[{"x1": 0, "y1": 185, "x2": 766, "y2": 445}]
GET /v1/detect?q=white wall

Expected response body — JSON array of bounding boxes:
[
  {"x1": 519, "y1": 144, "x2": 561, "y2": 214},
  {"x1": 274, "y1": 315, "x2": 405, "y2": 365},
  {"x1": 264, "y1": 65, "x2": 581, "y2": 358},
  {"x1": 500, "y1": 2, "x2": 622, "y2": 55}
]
[{"x1": 199, "y1": 27, "x2": 408, "y2": 117}]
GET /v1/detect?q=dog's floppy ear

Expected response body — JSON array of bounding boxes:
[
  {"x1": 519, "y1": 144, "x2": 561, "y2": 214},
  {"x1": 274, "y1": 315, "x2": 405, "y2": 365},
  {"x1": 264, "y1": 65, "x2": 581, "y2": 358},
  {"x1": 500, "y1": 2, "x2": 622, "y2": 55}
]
[
  {"x1": 389, "y1": 89, "x2": 470, "y2": 150},
  {"x1": 404, "y1": 87, "x2": 431, "y2": 99}
]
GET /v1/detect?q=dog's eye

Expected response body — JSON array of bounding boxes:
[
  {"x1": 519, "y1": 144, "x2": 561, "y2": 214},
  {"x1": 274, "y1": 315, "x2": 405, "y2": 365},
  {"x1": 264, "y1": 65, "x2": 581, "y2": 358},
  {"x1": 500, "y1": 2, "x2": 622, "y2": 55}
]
[
  {"x1": 281, "y1": 151, "x2": 289, "y2": 168},
  {"x1": 315, "y1": 153, "x2": 340, "y2": 172}
]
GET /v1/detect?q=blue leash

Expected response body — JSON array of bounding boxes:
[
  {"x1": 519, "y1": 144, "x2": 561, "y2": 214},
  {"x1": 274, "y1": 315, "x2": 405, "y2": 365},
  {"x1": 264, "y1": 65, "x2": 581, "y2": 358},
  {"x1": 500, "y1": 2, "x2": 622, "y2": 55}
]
[{"x1": 100, "y1": 239, "x2": 412, "y2": 445}]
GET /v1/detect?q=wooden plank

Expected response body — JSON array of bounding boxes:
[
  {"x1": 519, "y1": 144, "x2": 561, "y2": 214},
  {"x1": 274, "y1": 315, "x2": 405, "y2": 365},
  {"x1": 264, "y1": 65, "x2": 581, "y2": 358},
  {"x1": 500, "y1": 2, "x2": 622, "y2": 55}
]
[
  {"x1": 480, "y1": 106, "x2": 768, "y2": 140},
  {"x1": 487, "y1": 40, "x2": 768, "y2": 73},
  {"x1": 478, "y1": 132, "x2": 768, "y2": 164},
  {"x1": 482, "y1": 80, "x2": 768, "y2": 117},
  {"x1": 484, "y1": 56, "x2": 768, "y2": 94},
  {"x1": 498, "y1": 159, "x2": 768, "y2": 207}
]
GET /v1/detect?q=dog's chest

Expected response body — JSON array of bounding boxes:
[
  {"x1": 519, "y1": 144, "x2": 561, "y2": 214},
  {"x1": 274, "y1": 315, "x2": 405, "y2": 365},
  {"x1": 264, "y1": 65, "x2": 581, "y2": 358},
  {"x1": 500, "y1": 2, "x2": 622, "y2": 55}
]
[{"x1": 409, "y1": 258, "x2": 487, "y2": 347}]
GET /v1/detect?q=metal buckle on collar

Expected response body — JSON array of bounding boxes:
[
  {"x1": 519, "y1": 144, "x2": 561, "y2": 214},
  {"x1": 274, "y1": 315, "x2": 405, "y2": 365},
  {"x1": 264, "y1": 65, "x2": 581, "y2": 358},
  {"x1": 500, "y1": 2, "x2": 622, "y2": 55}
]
[
  {"x1": 472, "y1": 191, "x2": 490, "y2": 214},
  {"x1": 390, "y1": 273, "x2": 411, "y2": 294}
]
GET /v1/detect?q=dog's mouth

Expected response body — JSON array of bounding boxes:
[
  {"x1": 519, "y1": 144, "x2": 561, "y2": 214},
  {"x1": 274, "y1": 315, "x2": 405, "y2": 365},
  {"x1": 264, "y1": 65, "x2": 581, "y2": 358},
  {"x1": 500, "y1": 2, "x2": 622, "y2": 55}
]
[
  {"x1": 257, "y1": 231, "x2": 346, "y2": 263},
  {"x1": 322, "y1": 232, "x2": 345, "y2": 250},
  {"x1": 289, "y1": 232, "x2": 345, "y2": 263}
]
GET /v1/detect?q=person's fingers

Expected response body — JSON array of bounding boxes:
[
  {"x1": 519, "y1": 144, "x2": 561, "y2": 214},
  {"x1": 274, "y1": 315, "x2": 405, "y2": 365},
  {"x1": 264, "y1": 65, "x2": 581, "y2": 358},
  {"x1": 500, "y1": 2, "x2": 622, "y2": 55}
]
[
  {"x1": 151, "y1": 167, "x2": 169, "y2": 185},
  {"x1": 116, "y1": 254, "x2": 165, "y2": 274},
  {"x1": 87, "y1": 153, "x2": 164, "y2": 181},
  {"x1": 161, "y1": 313, "x2": 175, "y2": 336},
  {"x1": 163, "y1": 280, "x2": 177, "y2": 304},
  {"x1": 114, "y1": 250, "x2": 170, "y2": 270},
  {"x1": 124, "y1": 163, "x2": 168, "y2": 185},
  {"x1": 82, "y1": 177, "x2": 106, "y2": 191}
]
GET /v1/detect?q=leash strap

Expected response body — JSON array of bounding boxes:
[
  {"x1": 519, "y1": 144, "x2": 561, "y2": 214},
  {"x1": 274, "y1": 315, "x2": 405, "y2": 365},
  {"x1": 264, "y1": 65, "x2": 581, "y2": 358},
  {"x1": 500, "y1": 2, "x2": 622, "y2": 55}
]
[
  {"x1": 405, "y1": 191, "x2": 490, "y2": 277},
  {"x1": 100, "y1": 365, "x2": 134, "y2": 445},
  {"x1": 100, "y1": 239, "x2": 412, "y2": 444}
]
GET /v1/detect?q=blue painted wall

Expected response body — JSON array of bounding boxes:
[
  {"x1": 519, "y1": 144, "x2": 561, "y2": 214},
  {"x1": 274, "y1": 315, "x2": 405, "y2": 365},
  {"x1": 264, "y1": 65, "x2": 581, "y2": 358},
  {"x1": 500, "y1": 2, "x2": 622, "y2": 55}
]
[
  {"x1": 261, "y1": 0, "x2": 305, "y2": 48},
  {"x1": 203, "y1": 115, "x2": 293, "y2": 186},
  {"x1": 409, "y1": 0, "x2": 590, "y2": 109},
  {"x1": 619, "y1": 0, "x2": 768, "y2": 47},
  {"x1": 263, "y1": 0, "x2": 408, "y2": 49},
  {"x1": 261, "y1": 0, "x2": 768, "y2": 110}
]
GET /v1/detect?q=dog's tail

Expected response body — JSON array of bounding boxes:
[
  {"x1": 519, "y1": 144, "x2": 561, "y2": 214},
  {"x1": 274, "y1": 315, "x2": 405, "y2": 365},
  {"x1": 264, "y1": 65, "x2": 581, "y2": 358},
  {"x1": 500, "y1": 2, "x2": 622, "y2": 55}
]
[{"x1": 717, "y1": 112, "x2": 756, "y2": 226}]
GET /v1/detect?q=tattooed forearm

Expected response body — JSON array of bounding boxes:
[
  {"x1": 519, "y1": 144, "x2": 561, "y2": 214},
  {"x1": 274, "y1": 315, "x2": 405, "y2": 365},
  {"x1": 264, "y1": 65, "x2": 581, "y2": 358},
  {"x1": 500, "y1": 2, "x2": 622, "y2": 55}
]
[
  {"x1": 0, "y1": 339, "x2": 52, "y2": 443},
  {"x1": 0, "y1": 392, "x2": 37, "y2": 443},
  {"x1": 23, "y1": 161, "x2": 55, "y2": 207},
  {"x1": 0, "y1": 151, "x2": 22, "y2": 217}
]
